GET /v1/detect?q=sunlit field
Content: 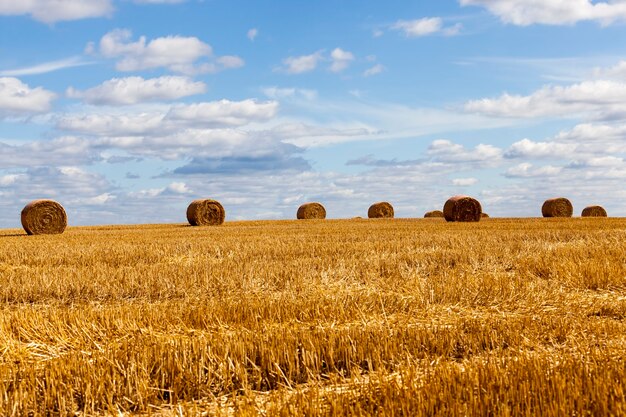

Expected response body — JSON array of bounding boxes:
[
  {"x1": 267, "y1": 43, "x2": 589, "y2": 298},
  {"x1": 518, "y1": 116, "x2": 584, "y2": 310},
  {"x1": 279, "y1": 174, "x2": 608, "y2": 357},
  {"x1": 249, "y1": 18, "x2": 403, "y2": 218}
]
[{"x1": 1, "y1": 218, "x2": 625, "y2": 416}]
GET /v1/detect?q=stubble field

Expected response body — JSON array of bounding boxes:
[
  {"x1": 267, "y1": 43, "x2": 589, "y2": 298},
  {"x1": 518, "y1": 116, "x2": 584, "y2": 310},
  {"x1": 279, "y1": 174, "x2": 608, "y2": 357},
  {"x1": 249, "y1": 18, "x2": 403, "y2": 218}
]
[{"x1": 0, "y1": 217, "x2": 625, "y2": 416}]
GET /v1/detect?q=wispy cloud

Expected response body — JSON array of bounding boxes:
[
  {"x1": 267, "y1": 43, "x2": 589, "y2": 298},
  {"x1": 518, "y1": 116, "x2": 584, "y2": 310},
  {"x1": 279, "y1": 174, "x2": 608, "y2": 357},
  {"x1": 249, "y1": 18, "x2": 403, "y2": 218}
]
[{"x1": 0, "y1": 56, "x2": 94, "y2": 77}]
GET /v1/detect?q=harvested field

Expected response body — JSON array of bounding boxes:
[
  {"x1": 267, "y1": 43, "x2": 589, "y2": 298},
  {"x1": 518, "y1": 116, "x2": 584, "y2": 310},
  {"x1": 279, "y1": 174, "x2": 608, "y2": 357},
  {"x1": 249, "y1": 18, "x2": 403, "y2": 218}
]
[{"x1": 0, "y1": 218, "x2": 625, "y2": 416}]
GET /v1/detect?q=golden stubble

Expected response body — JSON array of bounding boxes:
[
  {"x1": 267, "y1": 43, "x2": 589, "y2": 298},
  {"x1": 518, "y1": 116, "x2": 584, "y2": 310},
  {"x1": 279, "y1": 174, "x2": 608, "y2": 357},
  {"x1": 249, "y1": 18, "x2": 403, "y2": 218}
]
[{"x1": 0, "y1": 218, "x2": 625, "y2": 416}]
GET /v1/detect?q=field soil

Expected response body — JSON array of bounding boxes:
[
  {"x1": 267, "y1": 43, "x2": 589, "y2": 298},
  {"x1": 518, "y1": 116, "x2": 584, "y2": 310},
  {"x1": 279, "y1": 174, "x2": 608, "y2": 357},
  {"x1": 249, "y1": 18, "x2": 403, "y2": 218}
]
[{"x1": 0, "y1": 218, "x2": 625, "y2": 416}]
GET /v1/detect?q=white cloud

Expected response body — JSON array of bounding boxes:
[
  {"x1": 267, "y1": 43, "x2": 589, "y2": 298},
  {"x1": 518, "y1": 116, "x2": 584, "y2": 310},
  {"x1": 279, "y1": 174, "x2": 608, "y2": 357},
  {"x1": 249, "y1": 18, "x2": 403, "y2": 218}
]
[
  {"x1": 0, "y1": 77, "x2": 56, "y2": 118},
  {"x1": 391, "y1": 17, "x2": 461, "y2": 37},
  {"x1": 66, "y1": 76, "x2": 206, "y2": 105},
  {"x1": 0, "y1": 57, "x2": 93, "y2": 77},
  {"x1": 280, "y1": 51, "x2": 324, "y2": 74},
  {"x1": 593, "y1": 60, "x2": 626, "y2": 80},
  {"x1": 247, "y1": 28, "x2": 258, "y2": 41},
  {"x1": 452, "y1": 177, "x2": 478, "y2": 186},
  {"x1": 97, "y1": 29, "x2": 243, "y2": 75},
  {"x1": 460, "y1": 0, "x2": 626, "y2": 26},
  {"x1": 329, "y1": 48, "x2": 355, "y2": 73},
  {"x1": 465, "y1": 80, "x2": 626, "y2": 120},
  {"x1": 505, "y1": 163, "x2": 563, "y2": 178},
  {"x1": 427, "y1": 139, "x2": 503, "y2": 164},
  {"x1": 166, "y1": 99, "x2": 279, "y2": 127},
  {"x1": 505, "y1": 138, "x2": 573, "y2": 158},
  {"x1": 0, "y1": 0, "x2": 113, "y2": 23},
  {"x1": 262, "y1": 87, "x2": 318, "y2": 100},
  {"x1": 363, "y1": 64, "x2": 385, "y2": 77}
]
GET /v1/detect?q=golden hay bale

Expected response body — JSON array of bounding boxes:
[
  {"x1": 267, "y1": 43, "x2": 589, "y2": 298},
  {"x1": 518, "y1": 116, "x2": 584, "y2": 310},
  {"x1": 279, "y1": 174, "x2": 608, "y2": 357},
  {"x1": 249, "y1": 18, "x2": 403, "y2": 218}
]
[
  {"x1": 481, "y1": 213, "x2": 490, "y2": 218},
  {"x1": 581, "y1": 205, "x2": 607, "y2": 217},
  {"x1": 443, "y1": 195, "x2": 482, "y2": 222},
  {"x1": 424, "y1": 210, "x2": 444, "y2": 218},
  {"x1": 21, "y1": 199, "x2": 67, "y2": 235},
  {"x1": 368, "y1": 202, "x2": 394, "y2": 219},
  {"x1": 541, "y1": 197, "x2": 573, "y2": 218},
  {"x1": 186, "y1": 199, "x2": 225, "y2": 226},
  {"x1": 297, "y1": 202, "x2": 326, "y2": 220}
]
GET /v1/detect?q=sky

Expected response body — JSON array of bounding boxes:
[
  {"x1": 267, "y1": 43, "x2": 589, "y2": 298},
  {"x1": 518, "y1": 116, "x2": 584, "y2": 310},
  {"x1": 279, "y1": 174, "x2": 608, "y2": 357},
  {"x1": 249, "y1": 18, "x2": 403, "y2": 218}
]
[{"x1": 1, "y1": 0, "x2": 626, "y2": 227}]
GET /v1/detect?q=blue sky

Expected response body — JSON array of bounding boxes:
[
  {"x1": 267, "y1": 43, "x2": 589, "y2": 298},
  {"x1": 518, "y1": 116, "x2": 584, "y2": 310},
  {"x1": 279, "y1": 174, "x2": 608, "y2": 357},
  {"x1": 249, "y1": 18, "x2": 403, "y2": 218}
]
[{"x1": 1, "y1": 0, "x2": 626, "y2": 227}]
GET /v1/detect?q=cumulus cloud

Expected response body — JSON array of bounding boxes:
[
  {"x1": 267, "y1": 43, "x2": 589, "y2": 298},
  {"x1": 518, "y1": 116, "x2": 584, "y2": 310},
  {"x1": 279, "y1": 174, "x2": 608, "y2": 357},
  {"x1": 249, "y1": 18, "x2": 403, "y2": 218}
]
[
  {"x1": 391, "y1": 17, "x2": 462, "y2": 37},
  {"x1": 427, "y1": 139, "x2": 503, "y2": 165},
  {"x1": 504, "y1": 163, "x2": 563, "y2": 178},
  {"x1": 460, "y1": 0, "x2": 626, "y2": 26},
  {"x1": 0, "y1": 0, "x2": 113, "y2": 23},
  {"x1": 66, "y1": 76, "x2": 206, "y2": 105},
  {"x1": 0, "y1": 77, "x2": 56, "y2": 118},
  {"x1": 0, "y1": 136, "x2": 97, "y2": 168},
  {"x1": 465, "y1": 80, "x2": 626, "y2": 120},
  {"x1": 280, "y1": 51, "x2": 324, "y2": 74},
  {"x1": 57, "y1": 99, "x2": 278, "y2": 135},
  {"x1": 247, "y1": 28, "x2": 258, "y2": 41},
  {"x1": 329, "y1": 48, "x2": 355, "y2": 72},
  {"x1": 97, "y1": 29, "x2": 243, "y2": 75}
]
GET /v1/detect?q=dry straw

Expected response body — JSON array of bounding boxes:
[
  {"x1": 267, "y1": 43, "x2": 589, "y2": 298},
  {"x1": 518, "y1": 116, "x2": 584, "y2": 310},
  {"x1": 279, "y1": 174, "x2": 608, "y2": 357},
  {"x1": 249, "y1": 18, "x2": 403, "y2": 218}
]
[
  {"x1": 581, "y1": 205, "x2": 607, "y2": 217},
  {"x1": 21, "y1": 199, "x2": 67, "y2": 235},
  {"x1": 297, "y1": 202, "x2": 326, "y2": 220},
  {"x1": 186, "y1": 199, "x2": 225, "y2": 226},
  {"x1": 424, "y1": 210, "x2": 444, "y2": 218},
  {"x1": 481, "y1": 213, "x2": 490, "y2": 218},
  {"x1": 368, "y1": 202, "x2": 394, "y2": 219},
  {"x1": 542, "y1": 198, "x2": 573, "y2": 218},
  {"x1": 443, "y1": 195, "x2": 482, "y2": 222}
]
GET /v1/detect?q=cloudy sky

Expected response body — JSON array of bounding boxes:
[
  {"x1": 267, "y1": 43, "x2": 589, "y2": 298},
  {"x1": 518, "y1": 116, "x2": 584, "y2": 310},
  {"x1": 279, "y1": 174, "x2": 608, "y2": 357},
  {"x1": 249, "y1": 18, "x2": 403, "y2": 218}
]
[{"x1": 1, "y1": 0, "x2": 625, "y2": 227}]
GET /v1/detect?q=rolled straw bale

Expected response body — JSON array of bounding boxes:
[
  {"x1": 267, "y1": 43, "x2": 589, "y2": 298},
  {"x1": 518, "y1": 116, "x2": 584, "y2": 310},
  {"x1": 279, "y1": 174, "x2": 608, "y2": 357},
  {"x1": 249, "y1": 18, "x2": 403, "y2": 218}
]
[
  {"x1": 541, "y1": 197, "x2": 573, "y2": 218},
  {"x1": 481, "y1": 213, "x2": 490, "y2": 218},
  {"x1": 21, "y1": 199, "x2": 67, "y2": 235},
  {"x1": 581, "y1": 205, "x2": 607, "y2": 217},
  {"x1": 443, "y1": 195, "x2": 482, "y2": 222},
  {"x1": 424, "y1": 210, "x2": 444, "y2": 218},
  {"x1": 297, "y1": 202, "x2": 326, "y2": 220},
  {"x1": 186, "y1": 199, "x2": 225, "y2": 226},
  {"x1": 368, "y1": 202, "x2": 394, "y2": 219}
]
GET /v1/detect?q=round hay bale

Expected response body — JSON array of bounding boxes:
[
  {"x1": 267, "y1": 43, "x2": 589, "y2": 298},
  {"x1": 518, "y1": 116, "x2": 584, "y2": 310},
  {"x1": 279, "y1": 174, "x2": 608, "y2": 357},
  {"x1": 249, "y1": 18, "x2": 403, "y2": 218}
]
[
  {"x1": 581, "y1": 205, "x2": 607, "y2": 217},
  {"x1": 368, "y1": 202, "x2": 394, "y2": 219},
  {"x1": 297, "y1": 202, "x2": 326, "y2": 220},
  {"x1": 541, "y1": 197, "x2": 573, "y2": 218},
  {"x1": 186, "y1": 199, "x2": 225, "y2": 226},
  {"x1": 424, "y1": 210, "x2": 444, "y2": 218},
  {"x1": 481, "y1": 213, "x2": 490, "y2": 218},
  {"x1": 21, "y1": 199, "x2": 67, "y2": 235},
  {"x1": 443, "y1": 195, "x2": 482, "y2": 222}
]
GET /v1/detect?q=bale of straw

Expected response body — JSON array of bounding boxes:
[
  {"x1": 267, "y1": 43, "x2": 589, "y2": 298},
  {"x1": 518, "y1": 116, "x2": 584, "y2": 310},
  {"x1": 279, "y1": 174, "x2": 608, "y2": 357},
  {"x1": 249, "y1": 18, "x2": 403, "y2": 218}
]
[
  {"x1": 581, "y1": 205, "x2": 607, "y2": 217},
  {"x1": 541, "y1": 198, "x2": 573, "y2": 218},
  {"x1": 368, "y1": 202, "x2": 394, "y2": 219},
  {"x1": 481, "y1": 213, "x2": 490, "y2": 218},
  {"x1": 297, "y1": 202, "x2": 326, "y2": 220},
  {"x1": 443, "y1": 195, "x2": 482, "y2": 222},
  {"x1": 424, "y1": 210, "x2": 444, "y2": 218},
  {"x1": 21, "y1": 199, "x2": 67, "y2": 235},
  {"x1": 186, "y1": 199, "x2": 225, "y2": 226}
]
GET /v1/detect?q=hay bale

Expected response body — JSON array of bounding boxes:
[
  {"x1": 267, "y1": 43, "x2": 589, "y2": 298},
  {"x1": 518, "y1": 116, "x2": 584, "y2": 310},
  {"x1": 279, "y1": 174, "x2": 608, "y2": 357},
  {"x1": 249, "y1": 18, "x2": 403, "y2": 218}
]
[
  {"x1": 581, "y1": 205, "x2": 607, "y2": 217},
  {"x1": 368, "y1": 202, "x2": 394, "y2": 219},
  {"x1": 424, "y1": 210, "x2": 444, "y2": 218},
  {"x1": 481, "y1": 213, "x2": 490, "y2": 218},
  {"x1": 297, "y1": 202, "x2": 326, "y2": 219},
  {"x1": 21, "y1": 199, "x2": 67, "y2": 235},
  {"x1": 541, "y1": 197, "x2": 573, "y2": 218},
  {"x1": 186, "y1": 199, "x2": 225, "y2": 226},
  {"x1": 443, "y1": 195, "x2": 482, "y2": 222}
]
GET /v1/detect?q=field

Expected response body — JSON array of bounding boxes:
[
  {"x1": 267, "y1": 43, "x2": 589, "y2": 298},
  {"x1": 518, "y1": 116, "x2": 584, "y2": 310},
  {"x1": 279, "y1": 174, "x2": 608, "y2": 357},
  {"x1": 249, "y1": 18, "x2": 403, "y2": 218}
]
[{"x1": 0, "y1": 218, "x2": 625, "y2": 416}]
